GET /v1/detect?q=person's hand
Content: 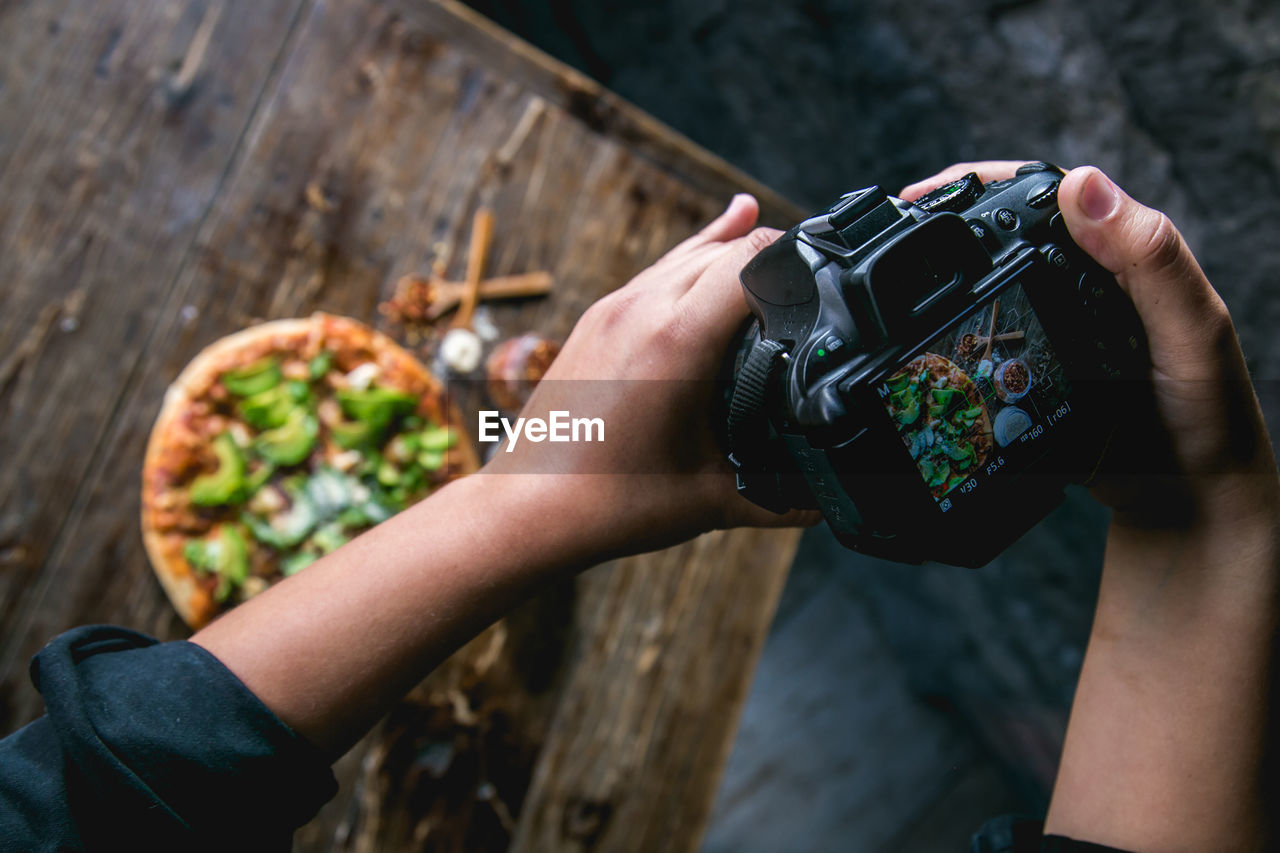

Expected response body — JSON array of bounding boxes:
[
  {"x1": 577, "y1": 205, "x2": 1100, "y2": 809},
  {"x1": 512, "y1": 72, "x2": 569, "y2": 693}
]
[
  {"x1": 908, "y1": 163, "x2": 1280, "y2": 850},
  {"x1": 904, "y1": 162, "x2": 1280, "y2": 534},
  {"x1": 483, "y1": 194, "x2": 818, "y2": 561}
]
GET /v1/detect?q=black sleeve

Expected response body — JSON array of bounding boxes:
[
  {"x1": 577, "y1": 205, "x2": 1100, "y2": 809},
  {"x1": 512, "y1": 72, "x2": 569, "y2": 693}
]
[
  {"x1": 971, "y1": 815, "x2": 1135, "y2": 853},
  {"x1": 0, "y1": 625, "x2": 337, "y2": 851}
]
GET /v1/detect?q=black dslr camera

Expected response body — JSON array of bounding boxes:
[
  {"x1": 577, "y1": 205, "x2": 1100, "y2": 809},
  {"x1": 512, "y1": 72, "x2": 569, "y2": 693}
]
[{"x1": 725, "y1": 163, "x2": 1147, "y2": 567}]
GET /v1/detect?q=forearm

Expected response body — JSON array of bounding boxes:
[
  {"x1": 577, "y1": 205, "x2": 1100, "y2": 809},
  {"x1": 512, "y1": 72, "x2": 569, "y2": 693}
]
[
  {"x1": 189, "y1": 196, "x2": 783, "y2": 760},
  {"x1": 191, "y1": 472, "x2": 597, "y2": 757},
  {"x1": 1046, "y1": 485, "x2": 1280, "y2": 849}
]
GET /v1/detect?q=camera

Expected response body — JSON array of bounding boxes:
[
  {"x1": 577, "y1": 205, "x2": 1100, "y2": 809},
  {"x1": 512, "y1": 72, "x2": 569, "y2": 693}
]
[{"x1": 724, "y1": 163, "x2": 1148, "y2": 567}]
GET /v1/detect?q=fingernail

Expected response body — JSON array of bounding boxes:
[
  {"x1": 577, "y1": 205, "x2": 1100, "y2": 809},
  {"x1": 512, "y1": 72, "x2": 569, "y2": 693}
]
[{"x1": 1080, "y1": 170, "x2": 1119, "y2": 221}]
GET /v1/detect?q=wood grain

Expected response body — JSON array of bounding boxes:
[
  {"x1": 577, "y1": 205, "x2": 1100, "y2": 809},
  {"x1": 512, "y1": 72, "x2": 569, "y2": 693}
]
[
  {"x1": 511, "y1": 530, "x2": 800, "y2": 853},
  {"x1": 0, "y1": 0, "x2": 307, "y2": 722},
  {"x1": 0, "y1": 1, "x2": 806, "y2": 850}
]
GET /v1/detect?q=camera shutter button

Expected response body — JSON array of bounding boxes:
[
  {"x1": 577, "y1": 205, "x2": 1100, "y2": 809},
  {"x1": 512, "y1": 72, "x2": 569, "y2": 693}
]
[{"x1": 1015, "y1": 161, "x2": 1063, "y2": 176}]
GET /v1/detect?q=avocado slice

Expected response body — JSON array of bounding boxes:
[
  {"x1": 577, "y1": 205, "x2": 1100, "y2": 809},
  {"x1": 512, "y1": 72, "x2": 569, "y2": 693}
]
[
  {"x1": 417, "y1": 449, "x2": 446, "y2": 471},
  {"x1": 238, "y1": 387, "x2": 293, "y2": 431},
  {"x1": 308, "y1": 351, "x2": 333, "y2": 380},
  {"x1": 310, "y1": 522, "x2": 349, "y2": 555},
  {"x1": 222, "y1": 357, "x2": 282, "y2": 397},
  {"x1": 255, "y1": 409, "x2": 318, "y2": 466},
  {"x1": 377, "y1": 459, "x2": 401, "y2": 487},
  {"x1": 281, "y1": 551, "x2": 319, "y2": 577},
  {"x1": 239, "y1": 380, "x2": 310, "y2": 430},
  {"x1": 931, "y1": 388, "x2": 961, "y2": 411},
  {"x1": 337, "y1": 387, "x2": 418, "y2": 427},
  {"x1": 244, "y1": 461, "x2": 275, "y2": 495},
  {"x1": 331, "y1": 418, "x2": 384, "y2": 450},
  {"x1": 418, "y1": 426, "x2": 457, "y2": 452},
  {"x1": 214, "y1": 525, "x2": 249, "y2": 602},
  {"x1": 190, "y1": 433, "x2": 248, "y2": 506},
  {"x1": 895, "y1": 399, "x2": 921, "y2": 427},
  {"x1": 927, "y1": 460, "x2": 952, "y2": 489},
  {"x1": 184, "y1": 525, "x2": 249, "y2": 602}
]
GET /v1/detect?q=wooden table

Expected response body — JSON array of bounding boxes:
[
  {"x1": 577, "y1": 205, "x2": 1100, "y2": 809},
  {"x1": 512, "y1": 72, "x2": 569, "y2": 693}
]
[{"x1": 0, "y1": 1, "x2": 804, "y2": 849}]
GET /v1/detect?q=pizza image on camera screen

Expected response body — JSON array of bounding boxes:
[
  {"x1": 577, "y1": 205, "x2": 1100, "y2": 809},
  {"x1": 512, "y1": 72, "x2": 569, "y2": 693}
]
[{"x1": 883, "y1": 353, "x2": 994, "y2": 500}]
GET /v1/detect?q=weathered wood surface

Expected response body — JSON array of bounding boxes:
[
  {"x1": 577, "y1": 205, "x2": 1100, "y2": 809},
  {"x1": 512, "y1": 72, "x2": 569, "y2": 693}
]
[
  {"x1": 0, "y1": 1, "x2": 804, "y2": 850},
  {"x1": 0, "y1": 0, "x2": 309, "y2": 709}
]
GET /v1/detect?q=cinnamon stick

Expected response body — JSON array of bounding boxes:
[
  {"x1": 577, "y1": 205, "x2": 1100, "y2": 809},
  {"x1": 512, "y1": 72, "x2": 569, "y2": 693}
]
[
  {"x1": 982, "y1": 299, "x2": 1001, "y2": 362},
  {"x1": 453, "y1": 207, "x2": 494, "y2": 330},
  {"x1": 426, "y1": 272, "x2": 553, "y2": 320}
]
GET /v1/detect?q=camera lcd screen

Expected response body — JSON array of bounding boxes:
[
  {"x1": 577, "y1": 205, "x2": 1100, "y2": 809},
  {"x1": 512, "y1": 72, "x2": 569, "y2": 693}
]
[{"x1": 876, "y1": 282, "x2": 1072, "y2": 513}]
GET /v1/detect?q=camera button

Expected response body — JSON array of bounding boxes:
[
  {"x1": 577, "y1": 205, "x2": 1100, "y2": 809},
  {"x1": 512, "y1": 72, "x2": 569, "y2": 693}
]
[
  {"x1": 1042, "y1": 246, "x2": 1070, "y2": 271},
  {"x1": 994, "y1": 208, "x2": 1019, "y2": 230},
  {"x1": 1015, "y1": 161, "x2": 1062, "y2": 176},
  {"x1": 1078, "y1": 271, "x2": 1110, "y2": 304},
  {"x1": 913, "y1": 172, "x2": 983, "y2": 214},
  {"x1": 803, "y1": 334, "x2": 849, "y2": 386},
  {"x1": 1026, "y1": 179, "x2": 1061, "y2": 209},
  {"x1": 966, "y1": 218, "x2": 1001, "y2": 251}
]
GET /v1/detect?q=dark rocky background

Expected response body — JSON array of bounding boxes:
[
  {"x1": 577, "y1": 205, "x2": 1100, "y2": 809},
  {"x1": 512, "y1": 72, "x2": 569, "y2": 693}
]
[{"x1": 463, "y1": 1, "x2": 1280, "y2": 849}]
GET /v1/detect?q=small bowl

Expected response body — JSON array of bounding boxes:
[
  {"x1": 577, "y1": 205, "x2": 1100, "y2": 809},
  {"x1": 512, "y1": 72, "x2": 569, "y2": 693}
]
[
  {"x1": 485, "y1": 333, "x2": 561, "y2": 412},
  {"x1": 993, "y1": 406, "x2": 1032, "y2": 447},
  {"x1": 993, "y1": 357, "x2": 1033, "y2": 402}
]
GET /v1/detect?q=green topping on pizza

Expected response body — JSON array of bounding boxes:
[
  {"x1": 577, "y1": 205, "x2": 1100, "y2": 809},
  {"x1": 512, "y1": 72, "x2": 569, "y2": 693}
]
[
  {"x1": 255, "y1": 410, "x2": 319, "y2": 465},
  {"x1": 179, "y1": 354, "x2": 461, "y2": 606},
  {"x1": 221, "y1": 357, "x2": 282, "y2": 396},
  {"x1": 885, "y1": 354, "x2": 991, "y2": 500},
  {"x1": 189, "y1": 433, "x2": 248, "y2": 506},
  {"x1": 184, "y1": 524, "x2": 249, "y2": 603}
]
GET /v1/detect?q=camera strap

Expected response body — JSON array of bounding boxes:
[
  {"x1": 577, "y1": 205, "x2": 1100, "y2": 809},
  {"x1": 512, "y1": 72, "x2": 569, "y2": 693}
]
[{"x1": 726, "y1": 337, "x2": 787, "y2": 463}]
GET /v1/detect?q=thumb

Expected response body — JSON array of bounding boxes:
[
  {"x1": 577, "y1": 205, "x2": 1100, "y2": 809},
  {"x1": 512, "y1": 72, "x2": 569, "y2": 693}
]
[{"x1": 1058, "y1": 166, "x2": 1233, "y2": 380}]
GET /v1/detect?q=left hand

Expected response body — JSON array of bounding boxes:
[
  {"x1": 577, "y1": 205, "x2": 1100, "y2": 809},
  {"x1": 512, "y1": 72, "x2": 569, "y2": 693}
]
[{"x1": 483, "y1": 194, "x2": 818, "y2": 560}]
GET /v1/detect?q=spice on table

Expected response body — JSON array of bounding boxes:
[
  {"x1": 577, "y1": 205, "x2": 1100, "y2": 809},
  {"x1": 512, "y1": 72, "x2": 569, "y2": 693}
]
[{"x1": 380, "y1": 272, "x2": 553, "y2": 326}]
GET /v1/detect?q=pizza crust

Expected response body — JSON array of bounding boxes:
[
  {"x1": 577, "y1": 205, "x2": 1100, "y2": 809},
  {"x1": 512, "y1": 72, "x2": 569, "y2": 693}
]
[{"x1": 141, "y1": 313, "x2": 478, "y2": 629}]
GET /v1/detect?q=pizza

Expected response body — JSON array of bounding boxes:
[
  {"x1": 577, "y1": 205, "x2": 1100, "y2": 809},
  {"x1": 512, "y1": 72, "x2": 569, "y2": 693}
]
[
  {"x1": 884, "y1": 353, "x2": 993, "y2": 499},
  {"x1": 141, "y1": 313, "x2": 478, "y2": 629}
]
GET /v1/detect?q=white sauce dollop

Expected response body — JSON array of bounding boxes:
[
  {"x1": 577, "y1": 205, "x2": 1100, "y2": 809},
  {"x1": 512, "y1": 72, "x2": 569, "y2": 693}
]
[
  {"x1": 440, "y1": 328, "x2": 483, "y2": 374},
  {"x1": 345, "y1": 362, "x2": 380, "y2": 390}
]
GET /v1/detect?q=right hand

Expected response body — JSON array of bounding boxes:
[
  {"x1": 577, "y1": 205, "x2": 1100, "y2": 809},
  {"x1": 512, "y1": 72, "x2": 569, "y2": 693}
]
[
  {"x1": 909, "y1": 162, "x2": 1280, "y2": 852},
  {"x1": 904, "y1": 163, "x2": 1280, "y2": 534}
]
